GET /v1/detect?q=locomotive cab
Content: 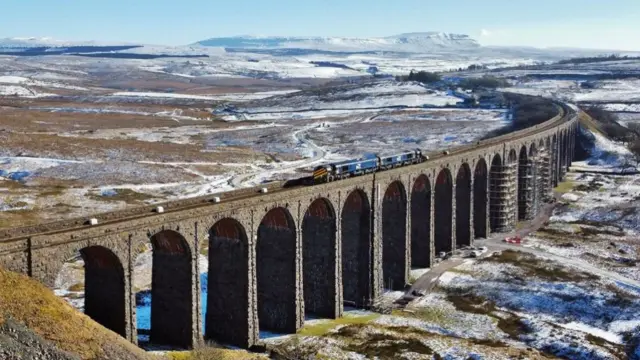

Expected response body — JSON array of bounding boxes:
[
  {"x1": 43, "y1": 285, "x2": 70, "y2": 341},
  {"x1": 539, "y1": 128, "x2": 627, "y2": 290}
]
[{"x1": 313, "y1": 165, "x2": 332, "y2": 184}]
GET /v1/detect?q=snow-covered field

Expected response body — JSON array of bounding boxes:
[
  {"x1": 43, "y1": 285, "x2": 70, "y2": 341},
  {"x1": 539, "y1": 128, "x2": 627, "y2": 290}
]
[
  {"x1": 518, "y1": 129, "x2": 640, "y2": 285},
  {"x1": 503, "y1": 78, "x2": 640, "y2": 110},
  {"x1": 573, "y1": 80, "x2": 640, "y2": 103},
  {"x1": 0, "y1": 75, "x2": 87, "y2": 91},
  {"x1": 1, "y1": 75, "x2": 508, "y2": 224},
  {"x1": 217, "y1": 81, "x2": 464, "y2": 121},
  {"x1": 307, "y1": 109, "x2": 508, "y2": 158},
  {"x1": 110, "y1": 89, "x2": 299, "y2": 102},
  {"x1": 425, "y1": 254, "x2": 640, "y2": 359},
  {"x1": 260, "y1": 249, "x2": 640, "y2": 359}
]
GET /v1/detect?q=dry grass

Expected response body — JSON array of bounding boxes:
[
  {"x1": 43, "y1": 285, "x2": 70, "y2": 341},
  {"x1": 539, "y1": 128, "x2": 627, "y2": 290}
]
[
  {"x1": 0, "y1": 209, "x2": 41, "y2": 229},
  {"x1": 87, "y1": 189, "x2": 155, "y2": 204},
  {"x1": 0, "y1": 131, "x2": 258, "y2": 163},
  {"x1": 300, "y1": 323, "x2": 555, "y2": 360},
  {"x1": 445, "y1": 292, "x2": 529, "y2": 340},
  {"x1": 297, "y1": 313, "x2": 380, "y2": 337},
  {"x1": 167, "y1": 346, "x2": 263, "y2": 360},
  {"x1": 36, "y1": 185, "x2": 68, "y2": 197},
  {"x1": 68, "y1": 283, "x2": 85, "y2": 292},
  {"x1": 392, "y1": 306, "x2": 454, "y2": 327},
  {"x1": 554, "y1": 180, "x2": 575, "y2": 193},
  {"x1": 0, "y1": 267, "x2": 151, "y2": 359},
  {"x1": 0, "y1": 103, "x2": 221, "y2": 132},
  {"x1": 0, "y1": 179, "x2": 27, "y2": 190},
  {"x1": 188, "y1": 165, "x2": 233, "y2": 176},
  {"x1": 578, "y1": 110, "x2": 607, "y2": 137},
  {"x1": 482, "y1": 250, "x2": 599, "y2": 282}
]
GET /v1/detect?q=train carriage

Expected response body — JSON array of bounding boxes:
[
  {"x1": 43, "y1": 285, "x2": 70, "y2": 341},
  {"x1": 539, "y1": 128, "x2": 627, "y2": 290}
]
[
  {"x1": 312, "y1": 149, "x2": 426, "y2": 184},
  {"x1": 378, "y1": 150, "x2": 423, "y2": 170}
]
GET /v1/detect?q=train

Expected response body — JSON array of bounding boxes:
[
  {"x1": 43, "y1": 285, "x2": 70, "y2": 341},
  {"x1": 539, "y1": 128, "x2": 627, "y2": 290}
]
[
  {"x1": 312, "y1": 149, "x2": 429, "y2": 184},
  {"x1": 309, "y1": 102, "x2": 574, "y2": 186}
]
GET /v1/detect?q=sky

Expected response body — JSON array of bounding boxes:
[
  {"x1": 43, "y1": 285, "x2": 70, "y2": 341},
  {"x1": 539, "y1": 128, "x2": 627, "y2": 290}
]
[{"x1": 2, "y1": 0, "x2": 640, "y2": 51}]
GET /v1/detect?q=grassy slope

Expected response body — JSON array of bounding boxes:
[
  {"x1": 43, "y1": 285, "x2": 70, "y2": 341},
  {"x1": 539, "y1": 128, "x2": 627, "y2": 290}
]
[
  {"x1": 578, "y1": 109, "x2": 607, "y2": 137},
  {"x1": 167, "y1": 348, "x2": 264, "y2": 360},
  {"x1": 0, "y1": 267, "x2": 150, "y2": 360}
]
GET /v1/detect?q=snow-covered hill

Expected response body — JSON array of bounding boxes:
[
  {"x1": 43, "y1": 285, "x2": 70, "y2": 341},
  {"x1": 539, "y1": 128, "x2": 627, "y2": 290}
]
[
  {"x1": 0, "y1": 37, "x2": 224, "y2": 57},
  {"x1": 195, "y1": 32, "x2": 480, "y2": 53}
]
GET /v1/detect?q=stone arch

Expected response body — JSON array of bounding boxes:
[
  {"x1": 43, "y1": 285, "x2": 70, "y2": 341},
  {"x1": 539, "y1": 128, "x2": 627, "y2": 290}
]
[
  {"x1": 473, "y1": 158, "x2": 488, "y2": 239},
  {"x1": 566, "y1": 130, "x2": 572, "y2": 170},
  {"x1": 206, "y1": 218, "x2": 251, "y2": 347},
  {"x1": 257, "y1": 206, "x2": 298, "y2": 334},
  {"x1": 411, "y1": 175, "x2": 431, "y2": 268},
  {"x1": 552, "y1": 133, "x2": 559, "y2": 187},
  {"x1": 341, "y1": 189, "x2": 372, "y2": 307},
  {"x1": 518, "y1": 145, "x2": 533, "y2": 220},
  {"x1": 489, "y1": 154, "x2": 506, "y2": 232},
  {"x1": 382, "y1": 181, "x2": 408, "y2": 290},
  {"x1": 455, "y1": 163, "x2": 472, "y2": 248},
  {"x1": 434, "y1": 168, "x2": 453, "y2": 254},
  {"x1": 529, "y1": 143, "x2": 539, "y2": 217},
  {"x1": 558, "y1": 132, "x2": 565, "y2": 181},
  {"x1": 562, "y1": 131, "x2": 569, "y2": 177},
  {"x1": 545, "y1": 136, "x2": 552, "y2": 194},
  {"x1": 149, "y1": 229, "x2": 193, "y2": 348},
  {"x1": 508, "y1": 148, "x2": 518, "y2": 164},
  {"x1": 569, "y1": 128, "x2": 575, "y2": 168},
  {"x1": 79, "y1": 246, "x2": 126, "y2": 338},
  {"x1": 302, "y1": 198, "x2": 337, "y2": 318}
]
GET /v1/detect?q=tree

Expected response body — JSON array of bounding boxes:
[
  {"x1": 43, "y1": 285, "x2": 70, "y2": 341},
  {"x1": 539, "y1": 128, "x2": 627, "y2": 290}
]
[
  {"x1": 408, "y1": 70, "x2": 441, "y2": 84},
  {"x1": 583, "y1": 106, "x2": 633, "y2": 142},
  {"x1": 459, "y1": 75, "x2": 510, "y2": 90}
]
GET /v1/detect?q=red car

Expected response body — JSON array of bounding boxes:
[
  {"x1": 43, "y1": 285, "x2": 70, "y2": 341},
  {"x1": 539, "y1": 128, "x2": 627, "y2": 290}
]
[{"x1": 504, "y1": 236, "x2": 522, "y2": 244}]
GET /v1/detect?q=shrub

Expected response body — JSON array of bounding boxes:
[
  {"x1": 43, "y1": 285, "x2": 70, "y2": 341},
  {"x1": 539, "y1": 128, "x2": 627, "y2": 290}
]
[{"x1": 459, "y1": 75, "x2": 510, "y2": 90}]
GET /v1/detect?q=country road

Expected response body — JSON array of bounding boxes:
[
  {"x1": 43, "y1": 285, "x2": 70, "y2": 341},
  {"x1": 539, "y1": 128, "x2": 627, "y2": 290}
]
[
  {"x1": 227, "y1": 123, "x2": 327, "y2": 188},
  {"x1": 227, "y1": 114, "x2": 378, "y2": 188}
]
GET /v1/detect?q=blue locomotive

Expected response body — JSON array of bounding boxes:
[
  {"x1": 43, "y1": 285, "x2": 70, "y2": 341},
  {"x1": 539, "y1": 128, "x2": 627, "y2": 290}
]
[{"x1": 312, "y1": 149, "x2": 427, "y2": 184}]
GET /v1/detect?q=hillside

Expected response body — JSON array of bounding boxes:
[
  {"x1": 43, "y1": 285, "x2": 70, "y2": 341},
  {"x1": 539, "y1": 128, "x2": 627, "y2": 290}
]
[
  {"x1": 0, "y1": 267, "x2": 151, "y2": 360},
  {"x1": 195, "y1": 32, "x2": 480, "y2": 53}
]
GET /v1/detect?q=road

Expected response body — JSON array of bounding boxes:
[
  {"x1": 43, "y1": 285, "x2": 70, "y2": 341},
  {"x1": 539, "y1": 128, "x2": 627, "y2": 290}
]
[
  {"x1": 228, "y1": 124, "x2": 327, "y2": 188},
  {"x1": 227, "y1": 114, "x2": 376, "y2": 188}
]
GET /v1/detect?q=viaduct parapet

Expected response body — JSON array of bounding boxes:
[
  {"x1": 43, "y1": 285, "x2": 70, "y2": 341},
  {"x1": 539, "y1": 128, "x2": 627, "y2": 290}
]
[{"x1": 0, "y1": 103, "x2": 579, "y2": 349}]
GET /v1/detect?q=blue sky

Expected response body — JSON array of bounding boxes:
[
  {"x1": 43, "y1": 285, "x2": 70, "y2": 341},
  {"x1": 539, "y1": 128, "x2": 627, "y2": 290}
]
[{"x1": 3, "y1": 0, "x2": 640, "y2": 50}]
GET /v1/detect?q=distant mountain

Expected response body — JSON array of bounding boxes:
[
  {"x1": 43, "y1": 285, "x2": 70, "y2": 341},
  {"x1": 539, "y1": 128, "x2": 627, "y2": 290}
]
[
  {"x1": 0, "y1": 37, "x2": 220, "y2": 58},
  {"x1": 194, "y1": 32, "x2": 480, "y2": 53}
]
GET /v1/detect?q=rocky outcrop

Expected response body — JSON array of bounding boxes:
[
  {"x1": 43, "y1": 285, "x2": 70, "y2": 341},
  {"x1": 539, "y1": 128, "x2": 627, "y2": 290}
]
[
  {"x1": 0, "y1": 267, "x2": 151, "y2": 360},
  {"x1": 0, "y1": 318, "x2": 80, "y2": 360}
]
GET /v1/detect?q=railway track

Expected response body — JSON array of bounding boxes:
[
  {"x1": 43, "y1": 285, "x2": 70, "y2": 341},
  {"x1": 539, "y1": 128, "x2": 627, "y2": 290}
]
[{"x1": 0, "y1": 100, "x2": 576, "y2": 242}]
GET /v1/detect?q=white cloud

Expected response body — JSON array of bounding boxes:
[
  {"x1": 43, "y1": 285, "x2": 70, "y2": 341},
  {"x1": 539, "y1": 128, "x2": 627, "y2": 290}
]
[{"x1": 480, "y1": 29, "x2": 492, "y2": 37}]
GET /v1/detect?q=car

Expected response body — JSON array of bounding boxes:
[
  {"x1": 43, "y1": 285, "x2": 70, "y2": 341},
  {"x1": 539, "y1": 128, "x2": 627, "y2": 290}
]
[{"x1": 504, "y1": 236, "x2": 522, "y2": 244}]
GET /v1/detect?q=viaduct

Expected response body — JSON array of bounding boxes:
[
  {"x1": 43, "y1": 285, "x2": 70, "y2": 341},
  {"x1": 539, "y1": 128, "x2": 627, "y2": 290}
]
[{"x1": 0, "y1": 102, "x2": 578, "y2": 349}]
